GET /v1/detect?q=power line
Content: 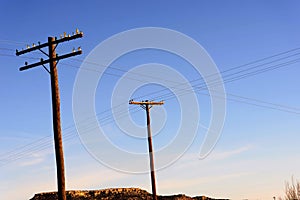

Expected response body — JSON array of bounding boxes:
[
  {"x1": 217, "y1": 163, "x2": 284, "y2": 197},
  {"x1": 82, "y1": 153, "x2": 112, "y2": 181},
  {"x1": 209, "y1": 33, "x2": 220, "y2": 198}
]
[
  {"x1": 0, "y1": 106, "x2": 142, "y2": 167},
  {"x1": 1, "y1": 47, "x2": 300, "y2": 167},
  {"x1": 2, "y1": 44, "x2": 300, "y2": 91},
  {"x1": 0, "y1": 39, "x2": 27, "y2": 45},
  {"x1": 65, "y1": 51, "x2": 300, "y2": 114},
  {"x1": 2, "y1": 48, "x2": 300, "y2": 166},
  {"x1": 63, "y1": 47, "x2": 300, "y2": 103}
]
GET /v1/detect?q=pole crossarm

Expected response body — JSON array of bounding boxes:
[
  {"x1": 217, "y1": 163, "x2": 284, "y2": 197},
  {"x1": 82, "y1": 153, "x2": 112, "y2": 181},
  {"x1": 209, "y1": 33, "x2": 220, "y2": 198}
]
[
  {"x1": 19, "y1": 50, "x2": 82, "y2": 71},
  {"x1": 16, "y1": 42, "x2": 48, "y2": 55},
  {"x1": 129, "y1": 100, "x2": 164, "y2": 106},
  {"x1": 16, "y1": 29, "x2": 83, "y2": 56}
]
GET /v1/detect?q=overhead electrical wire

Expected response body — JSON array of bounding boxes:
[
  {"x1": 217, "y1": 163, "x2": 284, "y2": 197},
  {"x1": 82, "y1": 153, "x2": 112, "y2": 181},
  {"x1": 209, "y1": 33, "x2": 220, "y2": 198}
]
[
  {"x1": 67, "y1": 50, "x2": 300, "y2": 115},
  {"x1": 1, "y1": 46, "x2": 300, "y2": 167},
  {"x1": 153, "y1": 57, "x2": 300, "y2": 106},
  {"x1": 3, "y1": 44, "x2": 300, "y2": 116},
  {"x1": 11, "y1": 45, "x2": 299, "y2": 113},
  {"x1": 0, "y1": 47, "x2": 300, "y2": 164}
]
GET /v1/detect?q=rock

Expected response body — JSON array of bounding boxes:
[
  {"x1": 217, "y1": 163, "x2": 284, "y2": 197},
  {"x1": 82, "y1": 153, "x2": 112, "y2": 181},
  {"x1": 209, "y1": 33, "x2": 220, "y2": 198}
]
[{"x1": 29, "y1": 188, "x2": 228, "y2": 200}]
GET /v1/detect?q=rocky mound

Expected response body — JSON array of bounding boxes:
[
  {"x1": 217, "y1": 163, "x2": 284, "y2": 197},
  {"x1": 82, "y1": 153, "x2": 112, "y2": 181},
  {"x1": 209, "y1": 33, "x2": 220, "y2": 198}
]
[{"x1": 29, "y1": 188, "x2": 228, "y2": 200}]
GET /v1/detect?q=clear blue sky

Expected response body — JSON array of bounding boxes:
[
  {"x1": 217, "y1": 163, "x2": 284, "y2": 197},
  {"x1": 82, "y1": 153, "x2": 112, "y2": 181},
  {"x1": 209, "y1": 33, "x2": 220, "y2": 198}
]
[{"x1": 1, "y1": 1, "x2": 300, "y2": 199}]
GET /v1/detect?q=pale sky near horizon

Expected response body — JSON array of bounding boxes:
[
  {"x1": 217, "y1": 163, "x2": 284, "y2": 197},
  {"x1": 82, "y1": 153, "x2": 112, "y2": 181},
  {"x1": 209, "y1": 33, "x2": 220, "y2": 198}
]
[{"x1": 1, "y1": 1, "x2": 300, "y2": 200}]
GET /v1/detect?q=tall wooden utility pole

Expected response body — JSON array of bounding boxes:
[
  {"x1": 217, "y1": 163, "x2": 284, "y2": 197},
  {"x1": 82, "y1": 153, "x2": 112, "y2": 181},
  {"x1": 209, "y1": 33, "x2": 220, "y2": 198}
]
[
  {"x1": 129, "y1": 100, "x2": 164, "y2": 200},
  {"x1": 16, "y1": 29, "x2": 83, "y2": 200}
]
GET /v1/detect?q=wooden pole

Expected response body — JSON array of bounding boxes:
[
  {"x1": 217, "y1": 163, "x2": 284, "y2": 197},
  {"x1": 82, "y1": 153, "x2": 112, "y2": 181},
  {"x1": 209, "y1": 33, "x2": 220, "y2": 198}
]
[
  {"x1": 16, "y1": 30, "x2": 83, "y2": 200},
  {"x1": 129, "y1": 100, "x2": 164, "y2": 200},
  {"x1": 146, "y1": 103, "x2": 157, "y2": 200},
  {"x1": 48, "y1": 37, "x2": 66, "y2": 200}
]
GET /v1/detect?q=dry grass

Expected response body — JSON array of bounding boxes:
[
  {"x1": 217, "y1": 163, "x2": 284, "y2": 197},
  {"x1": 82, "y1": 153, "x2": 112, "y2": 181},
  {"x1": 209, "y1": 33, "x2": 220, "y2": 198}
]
[{"x1": 278, "y1": 177, "x2": 300, "y2": 200}]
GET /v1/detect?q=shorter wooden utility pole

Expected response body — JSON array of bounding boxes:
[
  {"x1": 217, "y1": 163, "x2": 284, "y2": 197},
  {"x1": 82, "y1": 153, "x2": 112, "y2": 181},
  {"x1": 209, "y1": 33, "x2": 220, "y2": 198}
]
[{"x1": 129, "y1": 100, "x2": 164, "y2": 200}]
